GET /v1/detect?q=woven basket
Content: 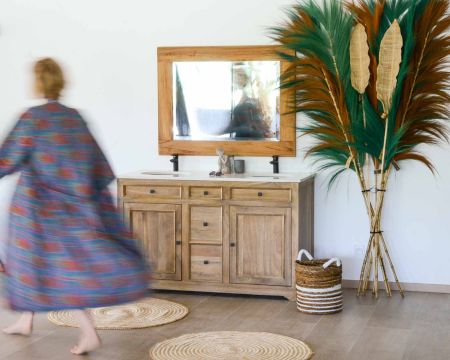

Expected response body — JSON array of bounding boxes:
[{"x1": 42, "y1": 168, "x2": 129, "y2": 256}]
[{"x1": 296, "y1": 250, "x2": 343, "y2": 314}]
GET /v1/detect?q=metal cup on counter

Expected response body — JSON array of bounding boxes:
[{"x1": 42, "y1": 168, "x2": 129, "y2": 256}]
[{"x1": 233, "y1": 159, "x2": 245, "y2": 174}]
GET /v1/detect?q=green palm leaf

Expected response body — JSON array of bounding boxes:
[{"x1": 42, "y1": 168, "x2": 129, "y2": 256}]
[{"x1": 272, "y1": 0, "x2": 361, "y2": 186}]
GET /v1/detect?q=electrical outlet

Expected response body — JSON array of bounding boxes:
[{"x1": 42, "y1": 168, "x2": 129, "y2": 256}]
[{"x1": 353, "y1": 243, "x2": 364, "y2": 257}]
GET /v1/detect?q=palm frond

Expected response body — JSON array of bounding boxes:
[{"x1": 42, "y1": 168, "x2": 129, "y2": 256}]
[
  {"x1": 391, "y1": 0, "x2": 450, "y2": 169},
  {"x1": 350, "y1": 95, "x2": 385, "y2": 158},
  {"x1": 350, "y1": 23, "x2": 371, "y2": 94},
  {"x1": 272, "y1": 0, "x2": 360, "y2": 184},
  {"x1": 393, "y1": 151, "x2": 435, "y2": 172},
  {"x1": 346, "y1": 0, "x2": 385, "y2": 109},
  {"x1": 373, "y1": 0, "x2": 417, "y2": 170},
  {"x1": 376, "y1": 19, "x2": 403, "y2": 114}
]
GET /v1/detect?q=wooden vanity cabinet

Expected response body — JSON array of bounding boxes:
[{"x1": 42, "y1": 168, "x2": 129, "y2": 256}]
[{"x1": 118, "y1": 177, "x2": 314, "y2": 300}]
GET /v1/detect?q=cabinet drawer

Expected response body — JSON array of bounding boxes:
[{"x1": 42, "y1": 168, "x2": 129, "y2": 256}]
[
  {"x1": 124, "y1": 185, "x2": 182, "y2": 199},
  {"x1": 231, "y1": 188, "x2": 291, "y2": 202},
  {"x1": 190, "y1": 187, "x2": 222, "y2": 200},
  {"x1": 190, "y1": 206, "x2": 222, "y2": 243},
  {"x1": 190, "y1": 244, "x2": 222, "y2": 282}
]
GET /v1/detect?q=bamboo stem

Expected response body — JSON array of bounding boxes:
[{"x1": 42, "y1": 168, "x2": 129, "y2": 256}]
[
  {"x1": 362, "y1": 103, "x2": 371, "y2": 198},
  {"x1": 363, "y1": 253, "x2": 373, "y2": 292},
  {"x1": 380, "y1": 234, "x2": 405, "y2": 298},
  {"x1": 375, "y1": 165, "x2": 391, "y2": 222},
  {"x1": 399, "y1": 31, "x2": 431, "y2": 128},
  {"x1": 378, "y1": 235, "x2": 392, "y2": 296},
  {"x1": 380, "y1": 114, "x2": 389, "y2": 182},
  {"x1": 357, "y1": 232, "x2": 375, "y2": 295},
  {"x1": 373, "y1": 235, "x2": 379, "y2": 298}
]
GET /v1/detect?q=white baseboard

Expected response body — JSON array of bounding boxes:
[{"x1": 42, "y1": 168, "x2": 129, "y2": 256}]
[{"x1": 342, "y1": 280, "x2": 450, "y2": 294}]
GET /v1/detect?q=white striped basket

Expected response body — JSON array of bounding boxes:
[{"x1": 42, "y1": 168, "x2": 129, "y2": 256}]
[{"x1": 295, "y1": 250, "x2": 343, "y2": 314}]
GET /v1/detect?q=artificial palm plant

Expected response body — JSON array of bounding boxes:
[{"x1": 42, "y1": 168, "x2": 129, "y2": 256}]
[{"x1": 273, "y1": 0, "x2": 450, "y2": 297}]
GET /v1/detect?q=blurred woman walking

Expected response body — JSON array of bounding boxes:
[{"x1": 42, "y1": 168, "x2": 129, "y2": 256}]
[{"x1": 0, "y1": 58, "x2": 148, "y2": 355}]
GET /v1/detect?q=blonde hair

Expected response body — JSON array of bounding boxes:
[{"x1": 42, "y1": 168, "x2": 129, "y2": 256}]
[{"x1": 34, "y1": 58, "x2": 65, "y2": 100}]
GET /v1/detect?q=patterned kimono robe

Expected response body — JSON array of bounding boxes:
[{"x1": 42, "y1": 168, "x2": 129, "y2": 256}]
[{"x1": 0, "y1": 101, "x2": 148, "y2": 311}]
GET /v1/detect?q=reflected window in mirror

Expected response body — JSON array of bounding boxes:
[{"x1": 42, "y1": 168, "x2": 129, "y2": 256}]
[{"x1": 173, "y1": 61, "x2": 280, "y2": 141}]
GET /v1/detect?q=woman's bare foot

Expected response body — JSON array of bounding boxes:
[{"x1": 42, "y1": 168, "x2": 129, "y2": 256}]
[
  {"x1": 70, "y1": 332, "x2": 101, "y2": 355},
  {"x1": 2, "y1": 312, "x2": 34, "y2": 336},
  {"x1": 69, "y1": 310, "x2": 101, "y2": 355}
]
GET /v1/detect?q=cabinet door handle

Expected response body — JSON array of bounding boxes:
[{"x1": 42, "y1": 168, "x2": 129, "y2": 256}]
[
  {"x1": 203, "y1": 191, "x2": 209, "y2": 196},
  {"x1": 175, "y1": 240, "x2": 181, "y2": 245},
  {"x1": 203, "y1": 222, "x2": 208, "y2": 227},
  {"x1": 257, "y1": 192, "x2": 263, "y2": 197},
  {"x1": 230, "y1": 242, "x2": 236, "y2": 247},
  {"x1": 203, "y1": 260, "x2": 209, "y2": 265},
  {"x1": 150, "y1": 189, "x2": 156, "y2": 194}
]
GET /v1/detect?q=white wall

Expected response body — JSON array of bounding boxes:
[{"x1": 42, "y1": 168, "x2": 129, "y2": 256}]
[{"x1": 0, "y1": 0, "x2": 449, "y2": 285}]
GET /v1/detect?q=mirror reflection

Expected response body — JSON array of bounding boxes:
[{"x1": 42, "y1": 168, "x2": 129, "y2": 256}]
[{"x1": 173, "y1": 61, "x2": 280, "y2": 141}]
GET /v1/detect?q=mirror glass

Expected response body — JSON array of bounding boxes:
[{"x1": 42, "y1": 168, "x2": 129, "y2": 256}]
[{"x1": 173, "y1": 61, "x2": 280, "y2": 141}]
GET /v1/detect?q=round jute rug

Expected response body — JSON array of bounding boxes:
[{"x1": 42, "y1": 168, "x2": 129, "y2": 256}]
[
  {"x1": 149, "y1": 331, "x2": 313, "y2": 360},
  {"x1": 47, "y1": 298, "x2": 188, "y2": 330}
]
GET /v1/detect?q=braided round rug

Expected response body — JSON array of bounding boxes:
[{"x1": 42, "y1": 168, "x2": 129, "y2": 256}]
[
  {"x1": 149, "y1": 331, "x2": 313, "y2": 360},
  {"x1": 47, "y1": 298, "x2": 188, "y2": 330}
]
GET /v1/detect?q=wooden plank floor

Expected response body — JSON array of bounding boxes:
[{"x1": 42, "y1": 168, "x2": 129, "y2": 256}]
[{"x1": 0, "y1": 289, "x2": 449, "y2": 359}]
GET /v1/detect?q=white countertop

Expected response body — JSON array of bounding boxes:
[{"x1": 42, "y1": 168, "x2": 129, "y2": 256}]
[{"x1": 119, "y1": 171, "x2": 315, "y2": 183}]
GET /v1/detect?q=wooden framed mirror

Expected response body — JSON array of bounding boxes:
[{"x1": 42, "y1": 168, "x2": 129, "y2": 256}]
[{"x1": 158, "y1": 45, "x2": 296, "y2": 156}]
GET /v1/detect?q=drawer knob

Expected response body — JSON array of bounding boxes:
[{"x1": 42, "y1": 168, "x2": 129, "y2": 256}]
[
  {"x1": 150, "y1": 189, "x2": 156, "y2": 194},
  {"x1": 175, "y1": 240, "x2": 181, "y2": 245},
  {"x1": 203, "y1": 260, "x2": 209, "y2": 265},
  {"x1": 257, "y1": 192, "x2": 263, "y2": 197},
  {"x1": 203, "y1": 222, "x2": 208, "y2": 227},
  {"x1": 203, "y1": 191, "x2": 209, "y2": 196},
  {"x1": 230, "y1": 243, "x2": 236, "y2": 247}
]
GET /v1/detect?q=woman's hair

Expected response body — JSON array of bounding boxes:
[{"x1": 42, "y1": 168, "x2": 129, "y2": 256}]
[{"x1": 34, "y1": 58, "x2": 65, "y2": 100}]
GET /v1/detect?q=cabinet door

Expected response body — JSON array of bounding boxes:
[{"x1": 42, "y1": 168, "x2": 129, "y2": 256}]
[
  {"x1": 230, "y1": 206, "x2": 291, "y2": 286},
  {"x1": 124, "y1": 203, "x2": 182, "y2": 281}
]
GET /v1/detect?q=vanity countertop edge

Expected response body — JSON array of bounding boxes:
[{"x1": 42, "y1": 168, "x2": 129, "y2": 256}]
[{"x1": 118, "y1": 171, "x2": 315, "y2": 183}]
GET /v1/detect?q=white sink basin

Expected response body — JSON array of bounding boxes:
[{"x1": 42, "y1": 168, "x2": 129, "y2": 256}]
[
  {"x1": 250, "y1": 174, "x2": 289, "y2": 179},
  {"x1": 141, "y1": 171, "x2": 190, "y2": 177}
]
